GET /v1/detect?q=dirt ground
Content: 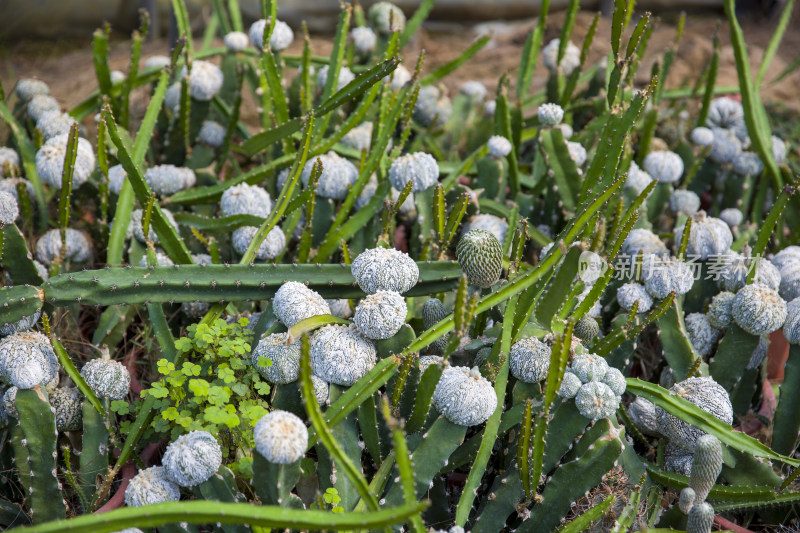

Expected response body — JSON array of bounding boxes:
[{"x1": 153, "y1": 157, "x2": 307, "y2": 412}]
[{"x1": 1, "y1": 8, "x2": 799, "y2": 118}]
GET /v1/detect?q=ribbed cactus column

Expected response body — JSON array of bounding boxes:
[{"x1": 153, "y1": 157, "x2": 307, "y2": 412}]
[
  {"x1": 687, "y1": 502, "x2": 715, "y2": 533},
  {"x1": 689, "y1": 434, "x2": 723, "y2": 504}
]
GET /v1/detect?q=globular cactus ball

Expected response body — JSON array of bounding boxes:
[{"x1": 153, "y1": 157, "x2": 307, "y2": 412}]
[
  {"x1": 162, "y1": 430, "x2": 223, "y2": 487},
  {"x1": 432, "y1": 366, "x2": 497, "y2": 427},
  {"x1": 254, "y1": 410, "x2": 308, "y2": 464},
  {"x1": 456, "y1": 229, "x2": 503, "y2": 288}
]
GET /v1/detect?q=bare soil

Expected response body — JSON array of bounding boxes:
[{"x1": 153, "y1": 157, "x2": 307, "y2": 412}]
[{"x1": 1, "y1": 8, "x2": 798, "y2": 120}]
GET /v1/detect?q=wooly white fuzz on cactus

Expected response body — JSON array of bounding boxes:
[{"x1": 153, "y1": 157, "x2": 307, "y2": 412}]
[
  {"x1": 747, "y1": 335, "x2": 770, "y2": 370},
  {"x1": 251, "y1": 333, "x2": 301, "y2": 384},
  {"x1": 124, "y1": 466, "x2": 181, "y2": 507},
  {"x1": 15, "y1": 78, "x2": 49, "y2": 100},
  {"x1": 144, "y1": 165, "x2": 196, "y2": 196},
  {"x1": 537, "y1": 103, "x2": 564, "y2": 126},
  {"x1": 0, "y1": 331, "x2": 59, "y2": 385},
  {"x1": 350, "y1": 26, "x2": 377, "y2": 54},
  {"x1": 35, "y1": 228, "x2": 92, "y2": 265},
  {"x1": 456, "y1": 229, "x2": 503, "y2": 288},
  {"x1": 419, "y1": 356, "x2": 445, "y2": 373},
  {"x1": 231, "y1": 226, "x2": 286, "y2": 261},
  {"x1": 463, "y1": 214, "x2": 508, "y2": 244},
  {"x1": 50, "y1": 387, "x2": 83, "y2": 431},
  {"x1": 317, "y1": 65, "x2": 356, "y2": 92},
  {"x1": 311, "y1": 375, "x2": 329, "y2": 406},
  {"x1": 301, "y1": 152, "x2": 358, "y2": 200},
  {"x1": 36, "y1": 111, "x2": 77, "y2": 140},
  {"x1": 325, "y1": 299, "x2": 353, "y2": 319},
  {"x1": 675, "y1": 212, "x2": 734, "y2": 261},
  {"x1": 679, "y1": 487, "x2": 697, "y2": 514},
  {"x1": 197, "y1": 120, "x2": 226, "y2": 148},
  {"x1": 509, "y1": 337, "x2": 551, "y2": 383},
  {"x1": 687, "y1": 502, "x2": 715, "y2": 533},
  {"x1": 643, "y1": 150, "x2": 684, "y2": 183},
  {"x1": 571, "y1": 353, "x2": 608, "y2": 383},
  {"x1": 541, "y1": 38, "x2": 580, "y2": 75},
  {"x1": 180, "y1": 61, "x2": 223, "y2": 101},
  {"x1": 557, "y1": 371, "x2": 582, "y2": 399},
  {"x1": 690, "y1": 127, "x2": 715, "y2": 146},
  {"x1": 0, "y1": 191, "x2": 19, "y2": 226},
  {"x1": 617, "y1": 283, "x2": 653, "y2": 313},
  {"x1": 130, "y1": 208, "x2": 179, "y2": 245},
  {"x1": 670, "y1": 190, "x2": 701, "y2": 217},
  {"x1": 310, "y1": 325, "x2": 376, "y2": 386},
  {"x1": 5, "y1": 348, "x2": 50, "y2": 389},
  {"x1": 254, "y1": 410, "x2": 308, "y2": 464},
  {"x1": 731, "y1": 283, "x2": 787, "y2": 336},
  {"x1": 221, "y1": 183, "x2": 272, "y2": 218},
  {"x1": 162, "y1": 430, "x2": 223, "y2": 487},
  {"x1": 353, "y1": 290, "x2": 407, "y2": 340},
  {"x1": 368, "y1": 1, "x2": 406, "y2": 34},
  {"x1": 0, "y1": 310, "x2": 42, "y2": 336},
  {"x1": 567, "y1": 141, "x2": 587, "y2": 166},
  {"x1": 689, "y1": 434, "x2": 723, "y2": 505},
  {"x1": 719, "y1": 208, "x2": 744, "y2": 227},
  {"x1": 223, "y1": 31, "x2": 249, "y2": 51},
  {"x1": 35, "y1": 134, "x2": 95, "y2": 189},
  {"x1": 388, "y1": 151, "x2": 439, "y2": 192},
  {"x1": 273, "y1": 281, "x2": 331, "y2": 328},
  {"x1": 656, "y1": 376, "x2": 732, "y2": 450},
  {"x1": 484, "y1": 99, "x2": 496, "y2": 116},
  {"x1": 387, "y1": 64, "x2": 412, "y2": 90},
  {"x1": 628, "y1": 397, "x2": 660, "y2": 436},
  {"x1": 351, "y1": 247, "x2": 419, "y2": 294},
  {"x1": 624, "y1": 161, "x2": 654, "y2": 195},
  {"x1": 707, "y1": 291, "x2": 735, "y2": 329},
  {"x1": 0, "y1": 178, "x2": 35, "y2": 205},
  {"x1": 782, "y1": 297, "x2": 800, "y2": 344},
  {"x1": 487, "y1": 135, "x2": 512, "y2": 159},
  {"x1": 80, "y1": 357, "x2": 131, "y2": 400},
  {"x1": 574, "y1": 316, "x2": 600, "y2": 341},
  {"x1": 432, "y1": 366, "x2": 497, "y2": 427},
  {"x1": 732, "y1": 152, "x2": 764, "y2": 176},
  {"x1": 706, "y1": 97, "x2": 747, "y2": 140},
  {"x1": 709, "y1": 128, "x2": 742, "y2": 164},
  {"x1": 642, "y1": 257, "x2": 695, "y2": 300},
  {"x1": 413, "y1": 85, "x2": 452, "y2": 128},
  {"x1": 715, "y1": 253, "x2": 781, "y2": 292},
  {"x1": 621, "y1": 228, "x2": 667, "y2": 257},
  {"x1": 27, "y1": 94, "x2": 60, "y2": 121},
  {"x1": 575, "y1": 381, "x2": 619, "y2": 421},
  {"x1": 684, "y1": 313, "x2": 722, "y2": 357}
]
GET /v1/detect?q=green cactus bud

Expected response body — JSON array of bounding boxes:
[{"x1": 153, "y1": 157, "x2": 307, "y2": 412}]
[
  {"x1": 679, "y1": 487, "x2": 697, "y2": 514},
  {"x1": 162, "y1": 430, "x2": 223, "y2": 488},
  {"x1": 707, "y1": 291, "x2": 735, "y2": 329},
  {"x1": 731, "y1": 283, "x2": 787, "y2": 336},
  {"x1": 456, "y1": 229, "x2": 503, "y2": 288},
  {"x1": 687, "y1": 502, "x2": 714, "y2": 533},
  {"x1": 509, "y1": 337, "x2": 551, "y2": 383},
  {"x1": 574, "y1": 316, "x2": 600, "y2": 341},
  {"x1": 689, "y1": 434, "x2": 723, "y2": 504}
]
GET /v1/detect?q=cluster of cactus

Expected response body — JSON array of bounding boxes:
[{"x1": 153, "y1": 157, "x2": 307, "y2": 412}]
[{"x1": 0, "y1": 0, "x2": 800, "y2": 531}]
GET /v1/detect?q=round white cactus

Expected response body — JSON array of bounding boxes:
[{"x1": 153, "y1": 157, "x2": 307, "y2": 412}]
[
  {"x1": 301, "y1": 152, "x2": 358, "y2": 200},
  {"x1": 706, "y1": 97, "x2": 746, "y2": 140},
  {"x1": 537, "y1": 103, "x2": 564, "y2": 126},
  {"x1": 368, "y1": 1, "x2": 406, "y2": 34},
  {"x1": 108, "y1": 164, "x2": 128, "y2": 195},
  {"x1": 231, "y1": 226, "x2": 286, "y2": 261},
  {"x1": 732, "y1": 152, "x2": 763, "y2": 176},
  {"x1": 601, "y1": 367, "x2": 626, "y2": 396},
  {"x1": 27, "y1": 94, "x2": 60, "y2": 121},
  {"x1": 317, "y1": 65, "x2": 356, "y2": 92},
  {"x1": 715, "y1": 253, "x2": 780, "y2": 293},
  {"x1": 625, "y1": 161, "x2": 654, "y2": 194},
  {"x1": 35, "y1": 228, "x2": 91, "y2": 265},
  {"x1": 36, "y1": 111, "x2": 76, "y2": 140},
  {"x1": 341, "y1": 122, "x2": 373, "y2": 152},
  {"x1": 772, "y1": 135, "x2": 787, "y2": 164},
  {"x1": 0, "y1": 331, "x2": 59, "y2": 386},
  {"x1": 690, "y1": 127, "x2": 715, "y2": 146},
  {"x1": 617, "y1": 283, "x2": 653, "y2": 313},
  {"x1": 162, "y1": 430, "x2": 223, "y2": 487},
  {"x1": 541, "y1": 38, "x2": 580, "y2": 75},
  {"x1": 0, "y1": 191, "x2": 19, "y2": 226},
  {"x1": 181, "y1": 60, "x2": 223, "y2": 101},
  {"x1": 413, "y1": 85, "x2": 452, "y2": 128},
  {"x1": 251, "y1": 332, "x2": 301, "y2": 384},
  {"x1": 460, "y1": 80, "x2": 487, "y2": 102},
  {"x1": 353, "y1": 290, "x2": 407, "y2": 340},
  {"x1": 670, "y1": 190, "x2": 701, "y2": 217},
  {"x1": 273, "y1": 281, "x2": 331, "y2": 328},
  {"x1": 643, "y1": 150, "x2": 684, "y2": 183},
  {"x1": 311, "y1": 375, "x2": 329, "y2": 406},
  {"x1": 575, "y1": 381, "x2": 619, "y2": 421},
  {"x1": 571, "y1": 353, "x2": 608, "y2": 383},
  {"x1": 223, "y1": 31, "x2": 249, "y2": 52},
  {"x1": 198, "y1": 120, "x2": 226, "y2": 148},
  {"x1": 0, "y1": 309, "x2": 42, "y2": 337},
  {"x1": 310, "y1": 325, "x2": 376, "y2": 386},
  {"x1": 463, "y1": 214, "x2": 508, "y2": 244},
  {"x1": 130, "y1": 208, "x2": 179, "y2": 245},
  {"x1": 254, "y1": 410, "x2": 308, "y2": 464},
  {"x1": 144, "y1": 55, "x2": 171, "y2": 70},
  {"x1": 351, "y1": 247, "x2": 419, "y2": 294},
  {"x1": 684, "y1": 313, "x2": 722, "y2": 357},
  {"x1": 35, "y1": 134, "x2": 95, "y2": 189},
  {"x1": 628, "y1": 397, "x2": 660, "y2": 436},
  {"x1": 709, "y1": 127, "x2": 742, "y2": 164},
  {"x1": 642, "y1": 257, "x2": 695, "y2": 300},
  {"x1": 15, "y1": 79, "x2": 49, "y2": 101},
  {"x1": 124, "y1": 466, "x2": 181, "y2": 507},
  {"x1": 487, "y1": 135, "x2": 512, "y2": 159},
  {"x1": 388, "y1": 152, "x2": 439, "y2": 193},
  {"x1": 707, "y1": 291, "x2": 735, "y2": 329},
  {"x1": 50, "y1": 387, "x2": 83, "y2": 431},
  {"x1": 656, "y1": 376, "x2": 732, "y2": 450},
  {"x1": 509, "y1": 337, "x2": 551, "y2": 383},
  {"x1": 80, "y1": 357, "x2": 131, "y2": 400},
  {"x1": 268, "y1": 20, "x2": 295, "y2": 51},
  {"x1": 432, "y1": 366, "x2": 497, "y2": 427},
  {"x1": 221, "y1": 184, "x2": 272, "y2": 218},
  {"x1": 557, "y1": 371, "x2": 582, "y2": 399},
  {"x1": 0, "y1": 147, "x2": 20, "y2": 178},
  {"x1": 351, "y1": 26, "x2": 377, "y2": 54},
  {"x1": 388, "y1": 64, "x2": 412, "y2": 90},
  {"x1": 325, "y1": 299, "x2": 353, "y2": 319},
  {"x1": 719, "y1": 208, "x2": 743, "y2": 228},
  {"x1": 621, "y1": 228, "x2": 667, "y2": 257},
  {"x1": 731, "y1": 283, "x2": 787, "y2": 336},
  {"x1": 567, "y1": 142, "x2": 587, "y2": 166},
  {"x1": 144, "y1": 165, "x2": 196, "y2": 196}
]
